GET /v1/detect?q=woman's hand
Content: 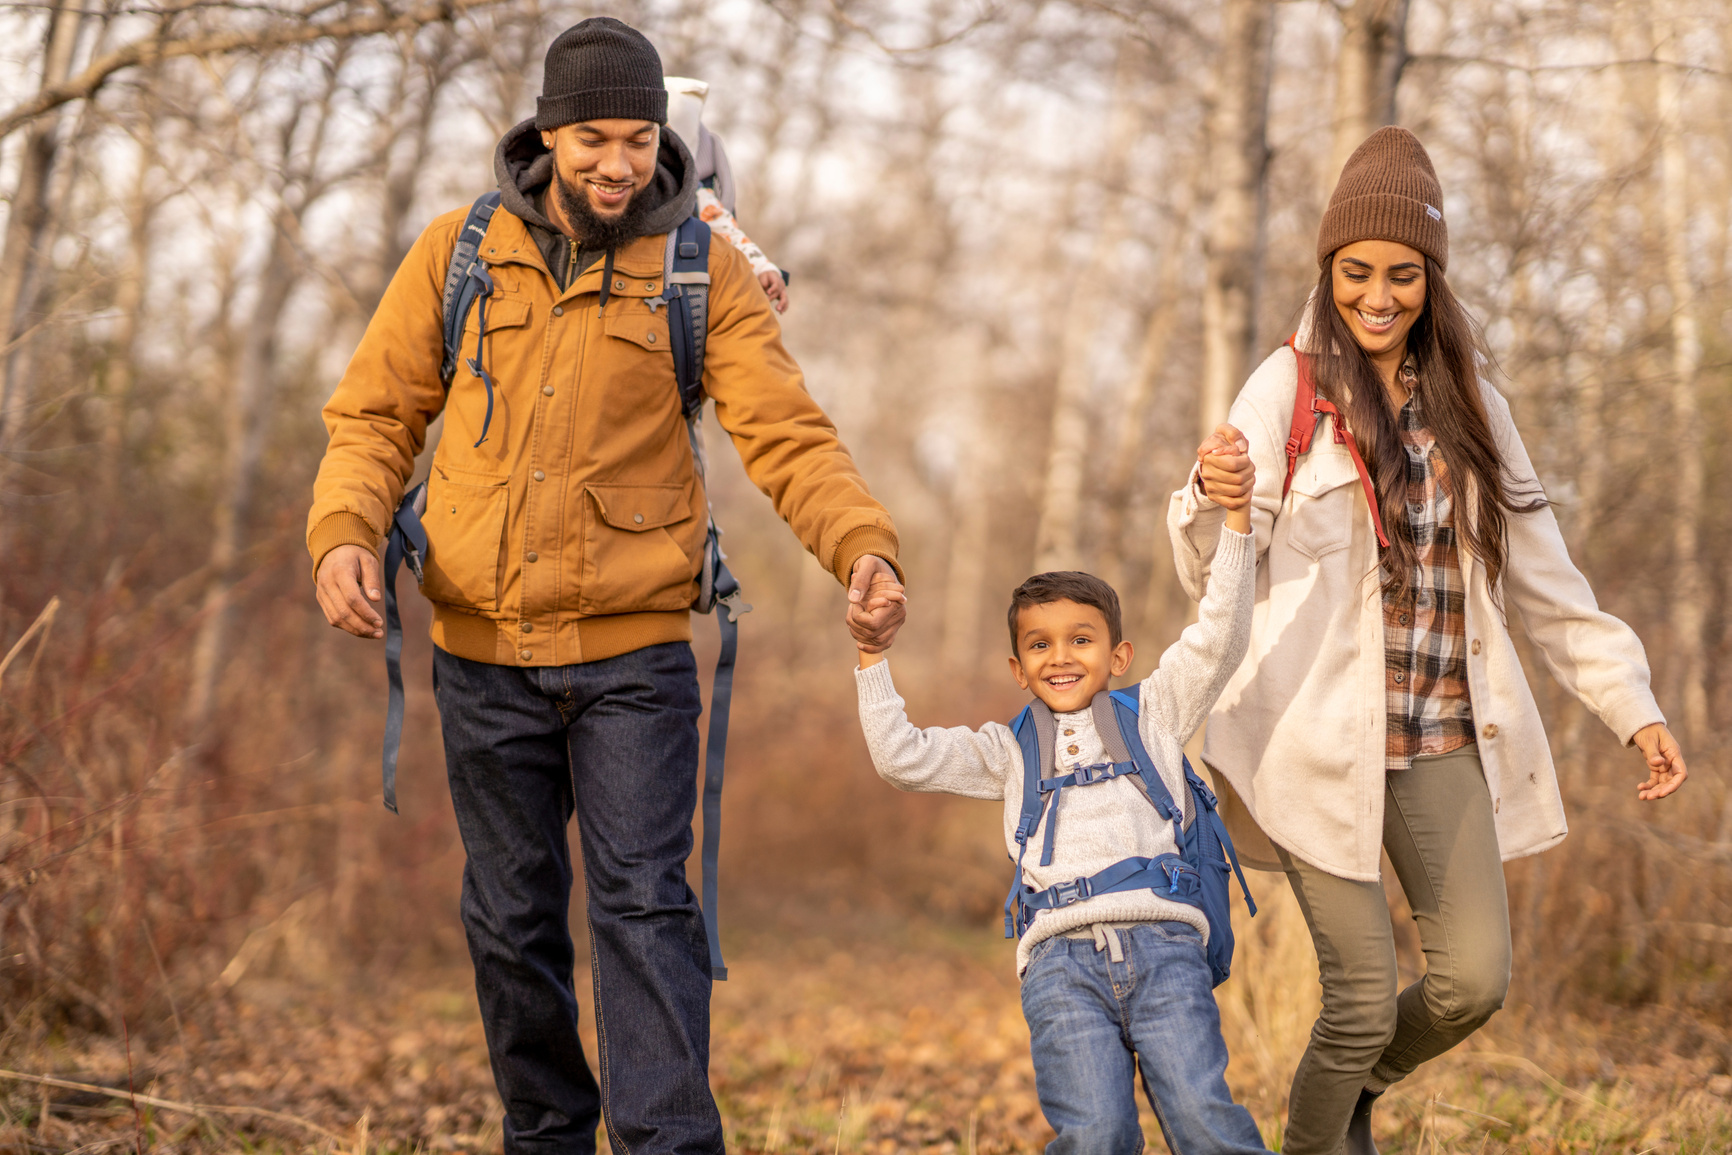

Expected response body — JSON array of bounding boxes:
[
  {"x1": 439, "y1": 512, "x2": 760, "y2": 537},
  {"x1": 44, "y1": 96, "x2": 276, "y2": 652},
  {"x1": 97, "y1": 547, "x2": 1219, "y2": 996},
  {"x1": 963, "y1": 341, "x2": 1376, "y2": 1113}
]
[
  {"x1": 1197, "y1": 423, "x2": 1254, "y2": 510},
  {"x1": 1631, "y1": 723, "x2": 1687, "y2": 800}
]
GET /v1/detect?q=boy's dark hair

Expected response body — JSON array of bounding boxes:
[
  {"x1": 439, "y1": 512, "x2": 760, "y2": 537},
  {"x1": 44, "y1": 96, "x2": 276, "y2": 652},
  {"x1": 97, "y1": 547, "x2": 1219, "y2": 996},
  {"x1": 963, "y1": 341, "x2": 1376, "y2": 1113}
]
[{"x1": 1007, "y1": 571, "x2": 1123, "y2": 654}]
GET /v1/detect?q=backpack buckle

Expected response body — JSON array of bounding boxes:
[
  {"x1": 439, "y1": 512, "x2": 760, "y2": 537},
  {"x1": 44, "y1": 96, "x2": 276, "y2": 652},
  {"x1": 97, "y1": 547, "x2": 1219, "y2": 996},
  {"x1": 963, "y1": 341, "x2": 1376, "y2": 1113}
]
[
  {"x1": 1053, "y1": 877, "x2": 1091, "y2": 906},
  {"x1": 717, "y1": 589, "x2": 753, "y2": 624}
]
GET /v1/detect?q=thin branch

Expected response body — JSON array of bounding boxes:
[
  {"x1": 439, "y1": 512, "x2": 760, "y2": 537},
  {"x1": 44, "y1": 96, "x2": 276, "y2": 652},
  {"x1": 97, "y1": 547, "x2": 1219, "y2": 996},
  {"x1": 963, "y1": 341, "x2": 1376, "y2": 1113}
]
[
  {"x1": 0, "y1": 1070, "x2": 346, "y2": 1143},
  {"x1": 0, "y1": 0, "x2": 510, "y2": 140},
  {"x1": 1408, "y1": 52, "x2": 1728, "y2": 80}
]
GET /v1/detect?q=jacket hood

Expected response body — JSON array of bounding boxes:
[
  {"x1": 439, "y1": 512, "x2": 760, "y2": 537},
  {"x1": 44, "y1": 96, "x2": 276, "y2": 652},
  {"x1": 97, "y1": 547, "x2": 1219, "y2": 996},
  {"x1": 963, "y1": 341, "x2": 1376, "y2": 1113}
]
[{"x1": 493, "y1": 116, "x2": 697, "y2": 245}]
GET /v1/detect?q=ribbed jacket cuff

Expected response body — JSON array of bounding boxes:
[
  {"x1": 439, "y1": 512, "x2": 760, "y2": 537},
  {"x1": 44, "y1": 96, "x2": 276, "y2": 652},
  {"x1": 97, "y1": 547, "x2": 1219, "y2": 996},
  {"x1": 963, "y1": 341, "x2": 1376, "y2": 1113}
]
[
  {"x1": 833, "y1": 525, "x2": 903, "y2": 585},
  {"x1": 308, "y1": 511, "x2": 380, "y2": 580},
  {"x1": 854, "y1": 657, "x2": 901, "y2": 706}
]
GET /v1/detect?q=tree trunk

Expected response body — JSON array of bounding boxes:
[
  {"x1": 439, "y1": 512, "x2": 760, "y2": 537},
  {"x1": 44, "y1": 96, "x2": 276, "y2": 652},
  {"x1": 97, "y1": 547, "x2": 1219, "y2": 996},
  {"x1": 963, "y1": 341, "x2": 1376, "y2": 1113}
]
[
  {"x1": 0, "y1": 0, "x2": 85, "y2": 446},
  {"x1": 1031, "y1": 41, "x2": 1145, "y2": 574},
  {"x1": 1653, "y1": 19, "x2": 1709, "y2": 746},
  {"x1": 1326, "y1": 0, "x2": 1410, "y2": 188},
  {"x1": 1198, "y1": 0, "x2": 1275, "y2": 440},
  {"x1": 185, "y1": 223, "x2": 300, "y2": 730}
]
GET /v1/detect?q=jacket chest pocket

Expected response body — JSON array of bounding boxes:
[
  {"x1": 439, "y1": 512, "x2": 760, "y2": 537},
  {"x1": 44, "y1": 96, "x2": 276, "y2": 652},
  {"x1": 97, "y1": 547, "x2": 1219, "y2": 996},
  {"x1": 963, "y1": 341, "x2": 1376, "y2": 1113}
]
[
  {"x1": 1283, "y1": 450, "x2": 1365, "y2": 560},
  {"x1": 422, "y1": 468, "x2": 509, "y2": 611},
  {"x1": 578, "y1": 483, "x2": 701, "y2": 614}
]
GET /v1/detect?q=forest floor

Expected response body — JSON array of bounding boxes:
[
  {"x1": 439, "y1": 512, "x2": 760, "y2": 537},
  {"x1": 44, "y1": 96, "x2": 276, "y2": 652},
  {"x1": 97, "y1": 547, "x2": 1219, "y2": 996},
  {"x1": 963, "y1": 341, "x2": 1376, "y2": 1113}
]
[{"x1": 1, "y1": 900, "x2": 1727, "y2": 1155}]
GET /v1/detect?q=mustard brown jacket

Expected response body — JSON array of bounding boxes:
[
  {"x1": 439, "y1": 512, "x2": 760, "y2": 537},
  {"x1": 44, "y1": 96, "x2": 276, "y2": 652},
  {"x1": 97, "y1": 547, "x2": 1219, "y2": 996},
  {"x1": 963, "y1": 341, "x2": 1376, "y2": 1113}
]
[{"x1": 308, "y1": 172, "x2": 898, "y2": 668}]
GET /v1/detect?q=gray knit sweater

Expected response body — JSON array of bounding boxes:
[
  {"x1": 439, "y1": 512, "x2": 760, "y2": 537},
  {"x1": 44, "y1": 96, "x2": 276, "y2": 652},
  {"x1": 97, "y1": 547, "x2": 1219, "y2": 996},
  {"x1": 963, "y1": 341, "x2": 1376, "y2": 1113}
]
[{"x1": 855, "y1": 527, "x2": 1255, "y2": 974}]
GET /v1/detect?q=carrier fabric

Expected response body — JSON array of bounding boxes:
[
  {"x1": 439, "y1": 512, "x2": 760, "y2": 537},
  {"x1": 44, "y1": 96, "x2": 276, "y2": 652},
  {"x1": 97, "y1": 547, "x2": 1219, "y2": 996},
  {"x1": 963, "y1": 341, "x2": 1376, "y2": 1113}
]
[{"x1": 855, "y1": 527, "x2": 1255, "y2": 974}]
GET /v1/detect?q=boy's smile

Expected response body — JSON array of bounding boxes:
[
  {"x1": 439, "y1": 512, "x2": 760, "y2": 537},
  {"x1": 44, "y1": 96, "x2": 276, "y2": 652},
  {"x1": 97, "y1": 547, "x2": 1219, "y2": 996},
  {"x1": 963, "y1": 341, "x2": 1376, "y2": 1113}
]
[{"x1": 1009, "y1": 599, "x2": 1134, "y2": 715}]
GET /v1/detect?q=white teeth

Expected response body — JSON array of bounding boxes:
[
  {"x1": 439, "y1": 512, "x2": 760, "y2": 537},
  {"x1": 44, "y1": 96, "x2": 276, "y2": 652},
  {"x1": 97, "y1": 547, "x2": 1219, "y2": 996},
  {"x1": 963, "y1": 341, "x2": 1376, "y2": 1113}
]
[{"x1": 1359, "y1": 310, "x2": 1395, "y2": 326}]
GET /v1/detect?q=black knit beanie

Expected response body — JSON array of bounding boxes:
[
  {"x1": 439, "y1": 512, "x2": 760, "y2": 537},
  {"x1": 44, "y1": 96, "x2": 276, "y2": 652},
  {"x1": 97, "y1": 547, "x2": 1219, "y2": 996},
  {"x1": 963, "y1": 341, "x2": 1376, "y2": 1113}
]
[{"x1": 534, "y1": 17, "x2": 668, "y2": 131}]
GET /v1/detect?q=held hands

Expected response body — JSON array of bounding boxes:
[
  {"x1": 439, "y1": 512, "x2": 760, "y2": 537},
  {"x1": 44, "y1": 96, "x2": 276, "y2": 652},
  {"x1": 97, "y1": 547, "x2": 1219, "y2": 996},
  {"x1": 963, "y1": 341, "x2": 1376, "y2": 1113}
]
[
  {"x1": 1631, "y1": 723, "x2": 1688, "y2": 800},
  {"x1": 1196, "y1": 423, "x2": 1255, "y2": 534},
  {"x1": 847, "y1": 555, "x2": 906, "y2": 664},
  {"x1": 316, "y1": 543, "x2": 386, "y2": 639}
]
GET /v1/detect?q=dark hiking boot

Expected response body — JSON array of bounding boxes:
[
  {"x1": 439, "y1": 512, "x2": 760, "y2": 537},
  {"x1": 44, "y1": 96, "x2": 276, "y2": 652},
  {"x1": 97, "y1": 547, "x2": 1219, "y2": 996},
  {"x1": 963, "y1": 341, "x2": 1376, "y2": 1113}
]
[{"x1": 1345, "y1": 1088, "x2": 1382, "y2": 1155}]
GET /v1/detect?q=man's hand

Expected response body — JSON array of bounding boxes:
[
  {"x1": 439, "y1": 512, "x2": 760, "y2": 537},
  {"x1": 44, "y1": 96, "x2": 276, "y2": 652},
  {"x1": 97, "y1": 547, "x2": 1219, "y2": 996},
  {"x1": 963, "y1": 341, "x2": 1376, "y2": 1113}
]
[
  {"x1": 1197, "y1": 423, "x2": 1254, "y2": 511},
  {"x1": 1631, "y1": 723, "x2": 1688, "y2": 800},
  {"x1": 758, "y1": 269, "x2": 789, "y2": 314},
  {"x1": 847, "y1": 555, "x2": 905, "y2": 654},
  {"x1": 316, "y1": 543, "x2": 385, "y2": 639}
]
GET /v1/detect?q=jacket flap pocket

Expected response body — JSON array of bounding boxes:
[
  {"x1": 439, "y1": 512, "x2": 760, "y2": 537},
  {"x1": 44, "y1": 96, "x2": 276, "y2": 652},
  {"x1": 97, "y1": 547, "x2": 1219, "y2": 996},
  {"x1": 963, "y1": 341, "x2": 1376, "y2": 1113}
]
[
  {"x1": 462, "y1": 296, "x2": 531, "y2": 336},
  {"x1": 1290, "y1": 450, "x2": 1362, "y2": 498},
  {"x1": 587, "y1": 484, "x2": 690, "y2": 531},
  {"x1": 603, "y1": 308, "x2": 672, "y2": 353}
]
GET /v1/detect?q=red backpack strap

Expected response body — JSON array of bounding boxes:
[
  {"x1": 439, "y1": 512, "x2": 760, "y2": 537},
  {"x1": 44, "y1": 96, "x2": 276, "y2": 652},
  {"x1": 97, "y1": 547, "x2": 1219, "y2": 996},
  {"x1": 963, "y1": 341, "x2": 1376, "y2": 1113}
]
[
  {"x1": 1280, "y1": 336, "x2": 1392, "y2": 549},
  {"x1": 1282, "y1": 335, "x2": 1318, "y2": 500}
]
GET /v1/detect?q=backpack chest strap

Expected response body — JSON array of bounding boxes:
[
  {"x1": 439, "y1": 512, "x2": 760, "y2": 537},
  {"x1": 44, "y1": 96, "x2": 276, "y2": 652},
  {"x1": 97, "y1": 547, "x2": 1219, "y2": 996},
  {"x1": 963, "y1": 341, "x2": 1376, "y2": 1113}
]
[{"x1": 1017, "y1": 853, "x2": 1204, "y2": 926}]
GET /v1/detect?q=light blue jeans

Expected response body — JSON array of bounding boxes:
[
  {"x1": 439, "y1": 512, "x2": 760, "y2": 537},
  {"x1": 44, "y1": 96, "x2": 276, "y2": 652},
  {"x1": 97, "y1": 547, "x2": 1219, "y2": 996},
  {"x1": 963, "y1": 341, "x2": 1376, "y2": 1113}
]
[{"x1": 1020, "y1": 922, "x2": 1271, "y2": 1155}]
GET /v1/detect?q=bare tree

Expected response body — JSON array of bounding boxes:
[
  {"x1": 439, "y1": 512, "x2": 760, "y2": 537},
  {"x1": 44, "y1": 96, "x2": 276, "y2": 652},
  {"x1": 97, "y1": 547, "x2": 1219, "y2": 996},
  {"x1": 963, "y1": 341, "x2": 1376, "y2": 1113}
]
[
  {"x1": 1198, "y1": 0, "x2": 1274, "y2": 438},
  {"x1": 1326, "y1": 0, "x2": 1410, "y2": 186}
]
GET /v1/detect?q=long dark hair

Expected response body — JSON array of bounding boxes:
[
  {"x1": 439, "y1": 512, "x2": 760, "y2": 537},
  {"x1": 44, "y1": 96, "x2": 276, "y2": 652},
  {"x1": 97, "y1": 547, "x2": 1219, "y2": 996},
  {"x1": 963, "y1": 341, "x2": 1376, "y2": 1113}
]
[{"x1": 1304, "y1": 256, "x2": 1545, "y2": 600}]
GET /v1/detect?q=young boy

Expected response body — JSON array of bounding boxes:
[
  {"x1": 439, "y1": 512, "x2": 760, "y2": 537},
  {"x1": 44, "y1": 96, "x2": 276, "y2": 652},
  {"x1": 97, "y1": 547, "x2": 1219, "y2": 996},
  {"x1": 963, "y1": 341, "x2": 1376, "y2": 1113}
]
[{"x1": 852, "y1": 452, "x2": 1267, "y2": 1153}]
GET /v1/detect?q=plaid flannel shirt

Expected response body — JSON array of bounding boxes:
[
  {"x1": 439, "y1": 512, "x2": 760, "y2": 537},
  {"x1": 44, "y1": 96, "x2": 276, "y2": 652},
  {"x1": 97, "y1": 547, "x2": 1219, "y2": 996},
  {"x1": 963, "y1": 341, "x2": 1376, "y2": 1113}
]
[{"x1": 1383, "y1": 362, "x2": 1475, "y2": 771}]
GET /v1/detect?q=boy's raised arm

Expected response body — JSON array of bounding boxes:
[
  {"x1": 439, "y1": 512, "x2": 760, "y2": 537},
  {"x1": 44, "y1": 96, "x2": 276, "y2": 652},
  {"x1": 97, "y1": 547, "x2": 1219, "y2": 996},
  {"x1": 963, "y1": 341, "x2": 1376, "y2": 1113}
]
[
  {"x1": 853, "y1": 576, "x2": 1010, "y2": 801},
  {"x1": 1140, "y1": 442, "x2": 1258, "y2": 746}
]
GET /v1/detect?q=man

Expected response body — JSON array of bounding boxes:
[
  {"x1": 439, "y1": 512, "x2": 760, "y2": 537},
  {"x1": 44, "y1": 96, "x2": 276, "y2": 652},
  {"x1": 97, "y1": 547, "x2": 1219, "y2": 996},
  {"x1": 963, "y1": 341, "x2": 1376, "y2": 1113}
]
[{"x1": 307, "y1": 17, "x2": 904, "y2": 1154}]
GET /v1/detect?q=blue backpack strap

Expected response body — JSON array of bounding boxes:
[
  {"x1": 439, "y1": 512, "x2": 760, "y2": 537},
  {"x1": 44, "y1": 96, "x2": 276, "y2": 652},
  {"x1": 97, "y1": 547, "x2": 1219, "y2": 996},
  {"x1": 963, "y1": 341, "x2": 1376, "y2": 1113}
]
[
  {"x1": 1102, "y1": 690, "x2": 1185, "y2": 841},
  {"x1": 1003, "y1": 703, "x2": 1051, "y2": 938},
  {"x1": 1184, "y1": 753, "x2": 1258, "y2": 916},
  {"x1": 439, "y1": 191, "x2": 502, "y2": 447},
  {"x1": 664, "y1": 215, "x2": 711, "y2": 419},
  {"x1": 380, "y1": 481, "x2": 429, "y2": 813},
  {"x1": 1019, "y1": 853, "x2": 1203, "y2": 920},
  {"x1": 697, "y1": 558, "x2": 745, "y2": 981}
]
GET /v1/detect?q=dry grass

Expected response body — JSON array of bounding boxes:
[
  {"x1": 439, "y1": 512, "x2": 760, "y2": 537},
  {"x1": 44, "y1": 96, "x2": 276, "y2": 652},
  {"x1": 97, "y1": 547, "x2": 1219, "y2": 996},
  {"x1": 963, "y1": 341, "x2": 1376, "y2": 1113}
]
[{"x1": 0, "y1": 893, "x2": 1728, "y2": 1154}]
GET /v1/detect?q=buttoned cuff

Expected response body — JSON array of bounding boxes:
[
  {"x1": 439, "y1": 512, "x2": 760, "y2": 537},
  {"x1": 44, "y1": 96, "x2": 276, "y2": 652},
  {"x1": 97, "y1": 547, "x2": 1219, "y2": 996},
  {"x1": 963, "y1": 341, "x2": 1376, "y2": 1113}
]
[{"x1": 308, "y1": 511, "x2": 381, "y2": 581}]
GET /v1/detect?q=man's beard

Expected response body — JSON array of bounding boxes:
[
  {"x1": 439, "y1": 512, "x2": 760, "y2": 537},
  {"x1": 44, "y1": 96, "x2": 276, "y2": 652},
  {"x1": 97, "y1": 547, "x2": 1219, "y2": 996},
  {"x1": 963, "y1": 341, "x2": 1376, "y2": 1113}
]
[{"x1": 553, "y1": 171, "x2": 652, "y2": 251}]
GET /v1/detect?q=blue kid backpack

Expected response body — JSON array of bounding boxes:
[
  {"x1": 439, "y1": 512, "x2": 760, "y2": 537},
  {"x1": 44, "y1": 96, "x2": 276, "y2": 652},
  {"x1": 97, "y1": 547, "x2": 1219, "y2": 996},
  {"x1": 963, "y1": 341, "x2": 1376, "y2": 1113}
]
[
  {"x1": 1004, "y1": 689, "x2": 1256, "y2": 987},
  {"x1": 377, "y1": 193, "x2": 746, "y2": 981}
]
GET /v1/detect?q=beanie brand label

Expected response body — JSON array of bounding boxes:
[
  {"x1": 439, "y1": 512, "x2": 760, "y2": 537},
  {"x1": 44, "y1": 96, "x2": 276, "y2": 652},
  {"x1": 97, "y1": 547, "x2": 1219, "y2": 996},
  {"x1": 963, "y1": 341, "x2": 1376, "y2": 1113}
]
[{"x1": 1425, "y1": 203, "x2": 1442, "y2": 220}]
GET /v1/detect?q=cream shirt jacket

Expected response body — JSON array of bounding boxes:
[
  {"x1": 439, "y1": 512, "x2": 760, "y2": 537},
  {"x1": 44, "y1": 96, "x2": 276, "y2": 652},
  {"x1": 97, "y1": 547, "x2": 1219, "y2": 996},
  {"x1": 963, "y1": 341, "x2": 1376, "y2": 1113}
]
[{"x1": 1166, "y1": 344, "x2": 1664, "y2": 882}]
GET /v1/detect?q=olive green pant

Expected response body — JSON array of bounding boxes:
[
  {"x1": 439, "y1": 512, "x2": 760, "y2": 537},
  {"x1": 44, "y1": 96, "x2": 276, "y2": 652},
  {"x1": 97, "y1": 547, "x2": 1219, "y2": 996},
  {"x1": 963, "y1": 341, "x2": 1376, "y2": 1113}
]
[{"x1": 1276, "y1": 746, "x2": 1511, "y2": 1155}]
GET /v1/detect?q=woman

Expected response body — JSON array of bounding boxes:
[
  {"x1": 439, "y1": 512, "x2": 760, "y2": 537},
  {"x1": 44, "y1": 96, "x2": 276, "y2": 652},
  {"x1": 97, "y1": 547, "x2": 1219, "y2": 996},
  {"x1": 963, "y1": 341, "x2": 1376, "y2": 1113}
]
[{"x1": 1166, "y1": 127, "x2": 1688, "y2": 1155}]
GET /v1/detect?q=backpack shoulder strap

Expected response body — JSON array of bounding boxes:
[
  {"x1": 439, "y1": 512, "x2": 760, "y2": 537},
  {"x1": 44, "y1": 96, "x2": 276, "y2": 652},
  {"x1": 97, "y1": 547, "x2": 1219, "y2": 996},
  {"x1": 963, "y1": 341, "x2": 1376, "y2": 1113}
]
[
  {"x1": 1101, "y1": 689, "x2": 1185, "y2": 828},
  {"x1": 1282, "y1": 334, "x2": 1320, "y2": 501},
  {"x1": 440, "y1": 191, "x2": 502, "y2": 387},
  {"x1": 1003, "y1": 700, "x2": 1055, "y2": 937},
  {"x1": 665, "y1": 214, "x2": 712, "y2": 420},
  {"x1": 1280, "y1": 334, "x2": 1391, "y2": 548}
]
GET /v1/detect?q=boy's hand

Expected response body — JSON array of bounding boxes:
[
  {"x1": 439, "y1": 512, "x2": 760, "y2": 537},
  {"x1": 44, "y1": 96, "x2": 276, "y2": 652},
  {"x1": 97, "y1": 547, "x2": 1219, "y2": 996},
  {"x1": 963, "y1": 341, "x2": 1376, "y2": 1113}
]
[
  {"x1": 1197, "y1": 423, "x2": 1253, "y2": 512},
  {"x1": 847, "y1": 557, "x2": 906, "y2": 658},
  {"x1": 759, "y1": 269, "x2": 789, "y2": 313}
]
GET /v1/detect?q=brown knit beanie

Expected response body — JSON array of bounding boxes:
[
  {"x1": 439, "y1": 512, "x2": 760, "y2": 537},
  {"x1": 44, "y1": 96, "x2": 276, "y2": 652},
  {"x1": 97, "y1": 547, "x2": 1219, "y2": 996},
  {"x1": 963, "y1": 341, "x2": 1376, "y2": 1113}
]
[{"x1": 1317, "y1": 126, "x2": 1448, "y2": 270}]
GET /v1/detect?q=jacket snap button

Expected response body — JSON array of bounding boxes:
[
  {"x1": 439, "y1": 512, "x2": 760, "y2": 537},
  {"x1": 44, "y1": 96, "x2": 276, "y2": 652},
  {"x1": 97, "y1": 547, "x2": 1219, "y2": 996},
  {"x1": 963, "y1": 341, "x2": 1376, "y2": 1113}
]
[
  {"x1": 526, "y1": 552, "x2": 538, "y2": 563},
  {"x1": 1483, "y1": 723, "x2": 1499, "y2": 739},
  {"x1": 552, "y1": 305, "x2": 563, "y2": 316},
  {"x1": 533, "y1": 470, "x2": 546, "y2": 481},
  {"x1": 646, "y1": 332, "x2": 656, "y2": 344},
  {"x1": 614, "y1": 280, "x2": 625, "y2": 290},
  {"x1": 519, "y1": 650, "x2": 532, "y2": 661},
  {"x1": 542, "y1": 385, "x2": 554, "y2": 396},
  {"x1": 645, "y1": 282, "x2": 656, "y2": 291},
  {"x1": 1471, "y1": 638, "x2": 1482, "y2": 655},
  {"x1": 449, "y1": 506, "x2": 456, "y2": 514},
  {"x1": 633, "y1": 513, "x2": 645, "y2": 524},
  {"x1": 520, "y1": 622, "x2": 532, "y2": 633}
]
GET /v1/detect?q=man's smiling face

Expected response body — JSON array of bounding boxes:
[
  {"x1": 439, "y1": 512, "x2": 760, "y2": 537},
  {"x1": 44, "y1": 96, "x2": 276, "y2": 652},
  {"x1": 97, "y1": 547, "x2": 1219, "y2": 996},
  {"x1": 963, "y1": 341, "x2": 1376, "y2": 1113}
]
[
  {"x1": 541, "y1": 118, "x2": 659, "y2": 231},
  {"x1": 1008, "y1": 599, "x2": 1134, "y2": 715}
]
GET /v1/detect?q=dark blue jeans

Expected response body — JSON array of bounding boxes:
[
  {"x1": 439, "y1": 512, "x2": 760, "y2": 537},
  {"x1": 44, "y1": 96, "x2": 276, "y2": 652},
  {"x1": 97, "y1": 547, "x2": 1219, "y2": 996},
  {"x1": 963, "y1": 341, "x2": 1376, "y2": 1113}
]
[
  {"x1": 433, "y1": 642, "x2": 720, "y2": 1155},
  {"x1": 1021, "y1": 923, "x2": 1271, "y2": 1155}
]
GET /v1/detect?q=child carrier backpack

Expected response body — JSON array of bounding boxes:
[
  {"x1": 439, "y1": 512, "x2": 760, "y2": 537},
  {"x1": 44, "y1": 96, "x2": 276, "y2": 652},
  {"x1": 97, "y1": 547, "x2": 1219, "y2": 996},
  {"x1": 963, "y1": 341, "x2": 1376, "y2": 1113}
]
[
  {"x1": 1003, "y1": 689, "x2": 1255, "y2": 987},
  {"x1": 378, "y1": 192, "x2": 748, "y2": 981}
]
